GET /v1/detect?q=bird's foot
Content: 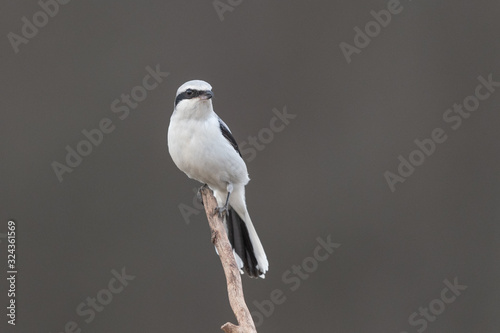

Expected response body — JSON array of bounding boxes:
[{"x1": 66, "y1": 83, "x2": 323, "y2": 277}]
[
  {"x1": 198, "y1": 184, "x2": 210, "y2": 206},
  {"x1": 197, "y1": 187, "x2": 204, "y2": 206},
  {"x1": 214, "y1": 204, "x2": 228, "y2": 218}
]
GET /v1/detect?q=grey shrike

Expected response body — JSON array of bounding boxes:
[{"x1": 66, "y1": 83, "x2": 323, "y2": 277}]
[{"x1": 167, "y1": 80, "x2": 269, "y2": 278}]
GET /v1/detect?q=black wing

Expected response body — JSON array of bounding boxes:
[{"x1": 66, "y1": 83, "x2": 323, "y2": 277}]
[{"x1": 218, "y1": 118, "x2": 242, "y2": 157}]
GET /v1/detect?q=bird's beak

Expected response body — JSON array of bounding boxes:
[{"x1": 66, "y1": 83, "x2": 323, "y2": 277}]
[{"x1": 199, "y1": 90, "x2": 213, "y2": 100}]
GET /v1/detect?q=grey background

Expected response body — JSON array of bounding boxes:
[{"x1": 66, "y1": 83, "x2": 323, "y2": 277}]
[{"x1": 1, "y1": 0, "x2": 499, "y2": 332}]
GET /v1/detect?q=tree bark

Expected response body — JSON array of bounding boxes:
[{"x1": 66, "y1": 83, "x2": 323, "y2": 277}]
[{"x1": 199, "y1": 185, "x2": 257, "y2": 333}]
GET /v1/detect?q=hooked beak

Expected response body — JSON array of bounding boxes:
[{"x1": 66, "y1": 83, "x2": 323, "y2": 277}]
[{"x1": 199, "y1": 90, "x2": 213, "y2": 100}]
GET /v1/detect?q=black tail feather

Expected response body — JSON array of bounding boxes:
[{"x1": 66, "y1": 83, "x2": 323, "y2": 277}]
[{"x1": 226, "y1": 206, "x2": 262, "y2": 278}]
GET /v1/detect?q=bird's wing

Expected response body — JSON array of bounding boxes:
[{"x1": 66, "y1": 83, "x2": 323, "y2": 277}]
[{"x1": 218, "y1": 117, "x2": 242, "y2": 157}]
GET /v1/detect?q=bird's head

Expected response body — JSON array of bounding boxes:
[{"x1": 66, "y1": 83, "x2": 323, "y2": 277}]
[{"x1": 174, "y1": 80, "x2": 214, "y2": 116}]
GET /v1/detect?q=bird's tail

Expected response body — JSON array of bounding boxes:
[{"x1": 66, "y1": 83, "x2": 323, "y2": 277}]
[{"x1": 226, "y1": 206, "x2": 268, "y2": 278}]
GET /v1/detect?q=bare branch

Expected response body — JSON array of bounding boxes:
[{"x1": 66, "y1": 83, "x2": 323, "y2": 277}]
[{"x1": 199, "y1": 185, "x2": 257, "y2": 333}]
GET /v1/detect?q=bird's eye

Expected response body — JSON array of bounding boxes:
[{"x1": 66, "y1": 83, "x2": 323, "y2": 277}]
[{"x1": 186, "y1": 89, "x2": 193, "y2": 96}]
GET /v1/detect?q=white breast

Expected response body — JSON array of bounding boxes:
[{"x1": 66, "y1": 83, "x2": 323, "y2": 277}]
[{"x1": 168, "y1": 110, "x2": 249, "y2": 192}]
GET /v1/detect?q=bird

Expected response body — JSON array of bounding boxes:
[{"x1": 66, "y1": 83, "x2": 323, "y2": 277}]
[{"x1": 167, "y1": 80, "x2": 269, "y2": 278}]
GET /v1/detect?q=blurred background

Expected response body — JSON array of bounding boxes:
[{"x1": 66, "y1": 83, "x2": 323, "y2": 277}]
[{"x1": 1, "y1": 1, "x2": 499, "y2": 332}]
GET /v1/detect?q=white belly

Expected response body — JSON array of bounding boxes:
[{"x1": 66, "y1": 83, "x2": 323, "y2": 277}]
[{"x1": 168, "y1": 114, "x2": 249, "y2": 192}]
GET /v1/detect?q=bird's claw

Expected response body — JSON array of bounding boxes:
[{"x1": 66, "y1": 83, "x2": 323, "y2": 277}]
[
  {"x1": 198, "y1": 184, "x2": 210, "y2": 206},
  {"x1": 197, "y1": 189, "x2": 204, "y2": 206},
  {"x1": 214, "y1": 205, "x2": 228, "y2": 218}
]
